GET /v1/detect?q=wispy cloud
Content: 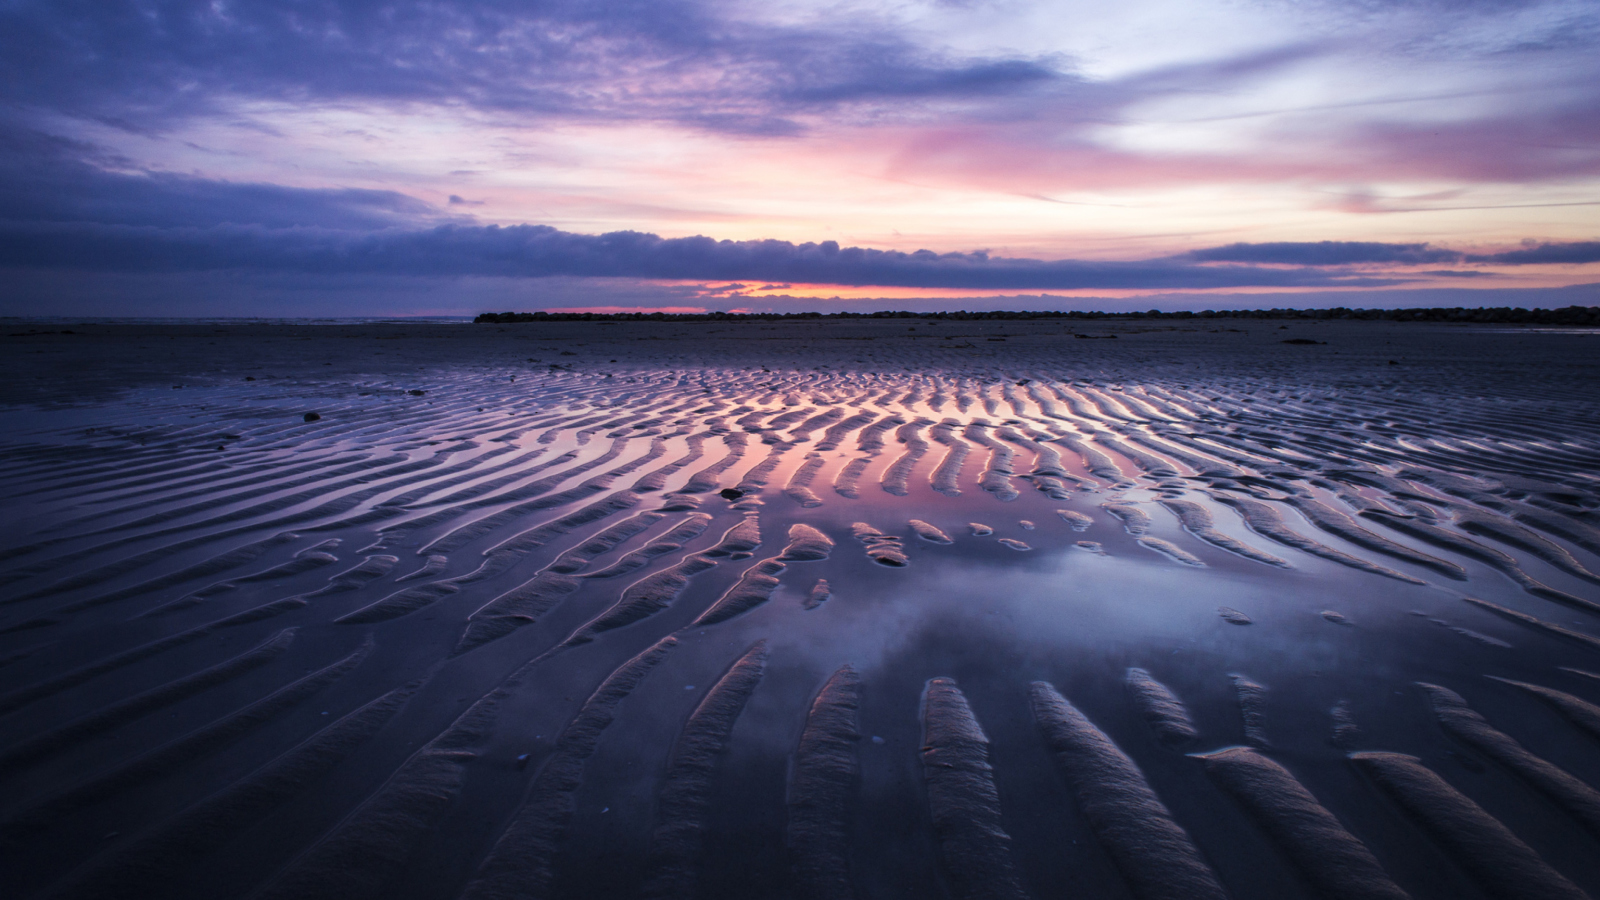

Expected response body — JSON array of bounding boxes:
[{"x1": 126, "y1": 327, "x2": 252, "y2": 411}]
[{"x1": 0, "y1": 0, "x2": 1072, "y2": 135}]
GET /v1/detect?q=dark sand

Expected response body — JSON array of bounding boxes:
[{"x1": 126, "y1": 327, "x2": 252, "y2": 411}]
[{"x1": 2, "y1": 318, "x2": 1599, "y2": 899}]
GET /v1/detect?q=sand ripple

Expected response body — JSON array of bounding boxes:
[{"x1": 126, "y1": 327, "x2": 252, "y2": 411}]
[{"x1": 3, "y1": 321, "x2": 1599, "y2": 898}]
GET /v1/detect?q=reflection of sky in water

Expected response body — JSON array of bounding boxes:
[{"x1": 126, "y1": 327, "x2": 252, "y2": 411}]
[
  {"x1": 678, "y1": 478, "x2": 1600, "y2": 898},
  {"x1": 725, "y1": 478, "x2": 1593, "y2": 696}
]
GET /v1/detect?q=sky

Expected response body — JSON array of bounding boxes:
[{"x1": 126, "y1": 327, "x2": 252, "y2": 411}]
[{"x1": 2, "y1": 0, "x2": 1598, "y2": 315}]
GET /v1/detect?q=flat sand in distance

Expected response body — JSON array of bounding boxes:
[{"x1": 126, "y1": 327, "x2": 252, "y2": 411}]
[{"x1": 2, "y1": 316, "x2": 1599, "y2": 900}]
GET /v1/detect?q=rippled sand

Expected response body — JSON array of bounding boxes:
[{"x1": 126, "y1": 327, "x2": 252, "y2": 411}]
[{"x1": 3, "y1": 318, "x2": 1599, "y2": 899}]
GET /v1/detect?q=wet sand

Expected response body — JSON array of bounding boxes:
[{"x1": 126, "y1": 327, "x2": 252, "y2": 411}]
[{"x1": 2, "y1": 318, "x2": 1599, "y2": 899}]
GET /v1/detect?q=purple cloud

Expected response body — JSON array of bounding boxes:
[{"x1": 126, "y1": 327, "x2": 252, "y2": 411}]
[
  {"x1": 0, "y1": 0, "x2": 1071, "y2": 136},
  {"x1": 1189, "y1": 240, "x2": 1600, "y2": 267},
  {"x1": 1187, "y1": 241, "x2": 1463, "y2": 266},
  {"x1": 0, "y1": 125, "x2": 444, "y2": 230},
  {"x1": 0, "y1": 218, "x2": 1417, "y2": 289},
  {"x1": 1467, "y1": 241, "x2": 1600, "y2": 265}
]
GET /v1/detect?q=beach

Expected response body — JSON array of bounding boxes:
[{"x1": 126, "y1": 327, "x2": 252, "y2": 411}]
[{"x1": 3, "y1": 318, "x2": 1599, "y2": 899}]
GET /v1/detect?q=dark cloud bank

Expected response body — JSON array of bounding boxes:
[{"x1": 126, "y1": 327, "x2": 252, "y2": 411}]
[
  {"x1": 1191, "y1": 240, "x2": 1600, "y2": 267},
  {"x1": 0, "y1": 220, "x2": 1424, "y2": 290},
  {"x1": 2, "y1": 122, "x2": 1597, "y2": 315},
  {"x1": 10, "y1": 217, "x2": 1599, "y2": 290}
]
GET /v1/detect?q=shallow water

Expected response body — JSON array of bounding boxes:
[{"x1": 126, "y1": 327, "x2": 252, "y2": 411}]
[{"x1": 2, "y1": 321, "x2": 1600, "y2": 899}]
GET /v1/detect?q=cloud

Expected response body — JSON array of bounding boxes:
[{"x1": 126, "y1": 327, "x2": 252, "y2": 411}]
[
  {"x1": 0, "y1": 124, "x2": 445, "y2": 230},
  {"x1": 1187, "y1": 241, "x2": 1462, "y2": 265},
  {"x1": 1467, "y1": 241, "x2": 1600, "y2": 265},
  {"x1": 1187, "y1": 239, "x2": 1600, "y2": 266},
  {"x1": 1, "y1": 122, "x2": 1592, "y2": 296},
  {"x1": 1, "y1": 219, "x2": 1424, "y2": 290},
  {"x1": 0, "y1": 0, "x2": 1072, "y2": 136},
  {"x1": 4, "y1": 0, "x2": 1596, "y2": 209}
]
